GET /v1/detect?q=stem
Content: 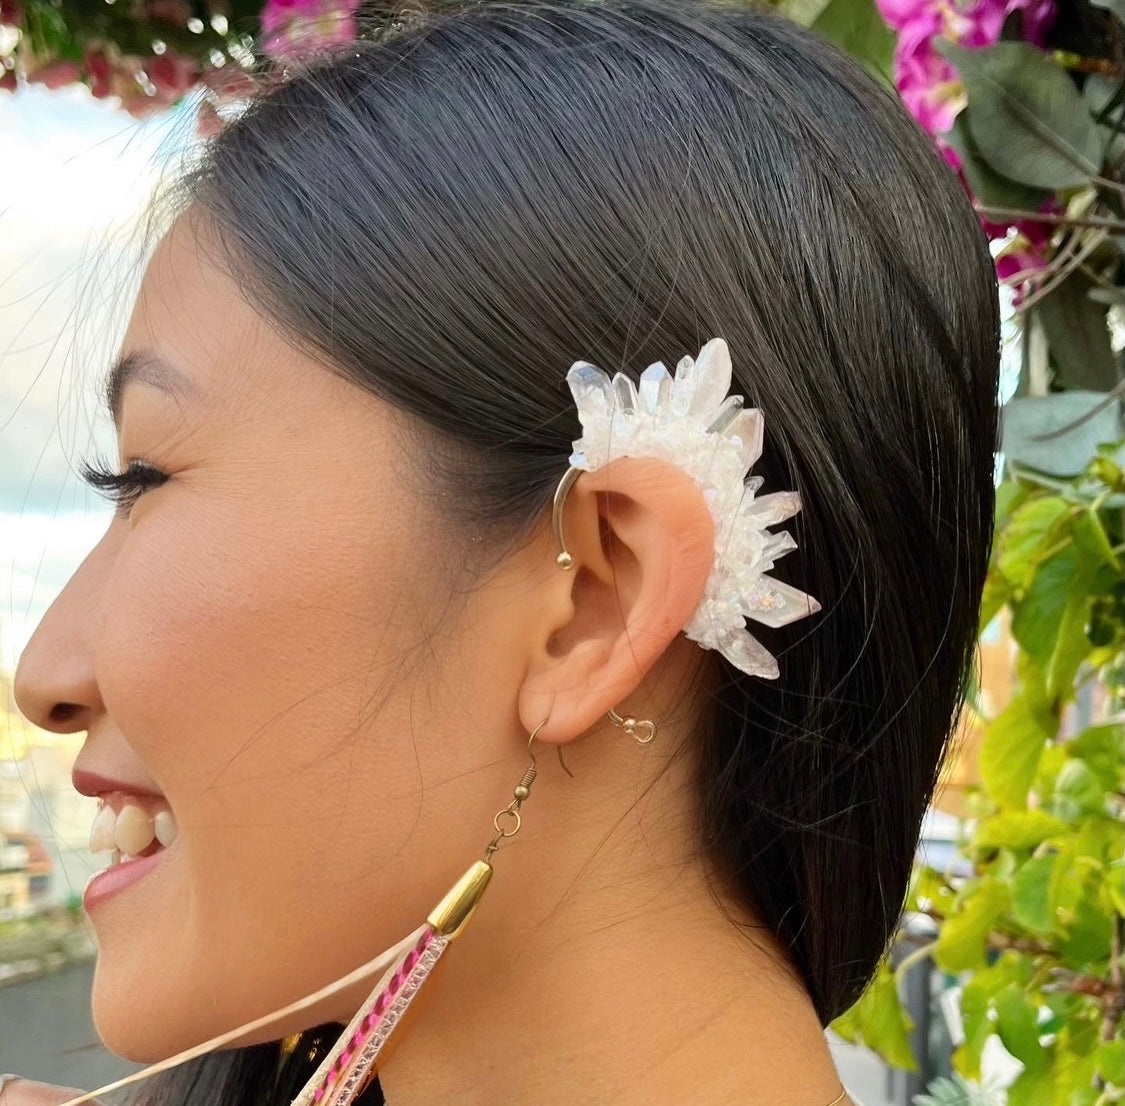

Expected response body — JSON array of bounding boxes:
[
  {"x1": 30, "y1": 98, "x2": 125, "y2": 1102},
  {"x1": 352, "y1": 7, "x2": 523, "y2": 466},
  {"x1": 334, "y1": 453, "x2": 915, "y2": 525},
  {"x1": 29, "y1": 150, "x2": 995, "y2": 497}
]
[
  {"x1": 1094, "y1": 173, "x2": 1125, "y2": 203},
  {"x1": 1018, "y1": 230, "x2": 1110, "y2": 314},
  {"x1": 1007, "y1": 463, "x2": 1102, "y2": 499},
  {"x1": 894, "y1": 940, "x2": 939, "y2": 984},
  {"x1": 976, "y1": 206, "x2": 1125, "y2": 234},
  {"x1": 1103, "y1": 916, "x2": 1125, "y2": 1042}
]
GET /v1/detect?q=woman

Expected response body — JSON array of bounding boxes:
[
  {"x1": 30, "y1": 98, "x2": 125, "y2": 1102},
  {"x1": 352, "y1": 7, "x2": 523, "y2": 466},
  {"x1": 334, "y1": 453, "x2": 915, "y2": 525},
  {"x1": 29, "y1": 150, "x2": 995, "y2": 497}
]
[{"x1": 9, "y1": 1, "x2": 1000, "y2": 1103}]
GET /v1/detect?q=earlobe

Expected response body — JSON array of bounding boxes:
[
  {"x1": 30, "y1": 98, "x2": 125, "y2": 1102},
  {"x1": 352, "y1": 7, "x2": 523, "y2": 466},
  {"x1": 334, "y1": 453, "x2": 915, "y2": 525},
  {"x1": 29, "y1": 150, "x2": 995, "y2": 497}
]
[{"x1": 518, "y1": 457, "x2": 714, "y2": 745}]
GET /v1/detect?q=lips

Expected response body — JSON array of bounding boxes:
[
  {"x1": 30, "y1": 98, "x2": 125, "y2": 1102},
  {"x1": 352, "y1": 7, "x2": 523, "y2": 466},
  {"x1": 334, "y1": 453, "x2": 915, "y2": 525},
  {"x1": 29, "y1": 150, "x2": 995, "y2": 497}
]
[
  {"x1": 75, "y1": 767, "x2": 178, "y2": 911},
  {"x1": 72, "y1": 768, "x2": 164, "y2": 800}
]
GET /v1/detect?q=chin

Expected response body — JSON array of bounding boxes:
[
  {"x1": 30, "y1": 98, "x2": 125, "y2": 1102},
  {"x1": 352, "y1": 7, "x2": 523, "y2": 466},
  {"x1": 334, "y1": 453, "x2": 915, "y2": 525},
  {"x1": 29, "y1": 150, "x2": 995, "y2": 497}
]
[{"x1": 89, "y1": 954, "x2": 189, "y2": 1064}]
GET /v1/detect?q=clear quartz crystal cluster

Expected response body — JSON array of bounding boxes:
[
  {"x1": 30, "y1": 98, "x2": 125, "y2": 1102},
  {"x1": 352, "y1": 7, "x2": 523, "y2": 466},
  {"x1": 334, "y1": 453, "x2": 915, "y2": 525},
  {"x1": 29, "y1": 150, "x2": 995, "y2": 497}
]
[{"x1": 566, "y1": 338, "x2": 821, "y2": 679}]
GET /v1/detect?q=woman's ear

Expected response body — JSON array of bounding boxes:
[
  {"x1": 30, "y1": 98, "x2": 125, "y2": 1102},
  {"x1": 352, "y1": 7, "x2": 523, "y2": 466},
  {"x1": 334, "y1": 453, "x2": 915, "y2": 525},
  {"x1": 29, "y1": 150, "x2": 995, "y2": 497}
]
[{"x1": 518, "y1": 456, "x2": 714, "y2": 745}]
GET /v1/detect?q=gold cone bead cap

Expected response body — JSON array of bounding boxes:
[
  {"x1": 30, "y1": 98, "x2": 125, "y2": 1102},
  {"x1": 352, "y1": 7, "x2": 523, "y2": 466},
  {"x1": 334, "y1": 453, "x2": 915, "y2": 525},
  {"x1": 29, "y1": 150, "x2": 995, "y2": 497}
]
[{"x1": 427, "y1": 860, "x2": 493, "y2": 938}]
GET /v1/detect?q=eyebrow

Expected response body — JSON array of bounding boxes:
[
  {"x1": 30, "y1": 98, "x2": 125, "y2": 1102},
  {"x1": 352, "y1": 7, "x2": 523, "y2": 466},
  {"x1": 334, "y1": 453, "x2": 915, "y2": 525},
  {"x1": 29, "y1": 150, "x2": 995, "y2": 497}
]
[{"x1": 103, "y1": 350, "x2": 196, "y2": 430}]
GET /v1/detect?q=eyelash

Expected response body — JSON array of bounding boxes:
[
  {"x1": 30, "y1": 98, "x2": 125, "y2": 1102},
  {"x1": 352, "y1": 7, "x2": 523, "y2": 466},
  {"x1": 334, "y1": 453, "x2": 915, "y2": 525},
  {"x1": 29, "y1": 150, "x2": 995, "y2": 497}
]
[{"x1": 79, "y1": 456, "x2": 170, "y2": 518}]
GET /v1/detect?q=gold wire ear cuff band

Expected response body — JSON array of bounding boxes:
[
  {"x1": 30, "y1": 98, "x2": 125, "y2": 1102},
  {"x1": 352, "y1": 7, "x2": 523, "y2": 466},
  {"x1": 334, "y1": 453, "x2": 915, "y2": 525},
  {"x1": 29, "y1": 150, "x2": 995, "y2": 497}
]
[
  {"x1": 552, "y1": 464, "x2": 583, "y2": 569},
  {"x1": 552, "y1": 465, "x2": 658, "y2": 747}
]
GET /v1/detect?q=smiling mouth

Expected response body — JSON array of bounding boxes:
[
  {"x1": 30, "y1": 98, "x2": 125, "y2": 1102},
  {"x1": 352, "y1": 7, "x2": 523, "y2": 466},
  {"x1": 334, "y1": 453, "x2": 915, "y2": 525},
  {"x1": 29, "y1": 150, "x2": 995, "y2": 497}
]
[{"x1": 89, "y1": 792, "x2": 179, "y2": 863}]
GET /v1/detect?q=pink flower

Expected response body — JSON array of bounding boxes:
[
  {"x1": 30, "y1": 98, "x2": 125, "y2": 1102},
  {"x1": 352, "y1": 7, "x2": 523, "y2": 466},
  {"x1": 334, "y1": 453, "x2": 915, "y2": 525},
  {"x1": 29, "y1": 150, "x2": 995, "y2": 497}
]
[
  {"x1": 146, "y1": 51, "x2": 199, "y2": 99},
  {"x1": 879, "y1": 0, "x2": 1056, "y2": 137},
  {"x1": 201, "y1": 65, "x2": 258, "y2": 101},
  {"x1": 995, "y1": 237, "x2": 1049, "y2": 304},
  {"x1": 84, "y1": 47, "x2": 114, "y2": 98},
  {"x1": 26, "y1": 59, "x2": 83, "y2": 89},
  {"x1": 893, "y1": 14, "x2": 966, "y2": 134},
  {"x1": 0, "y1": 0, "x2": 21, "y2": 25},
  {"x1": 259, "y1": 0, "x2": 360, "y2": 59},
  {"x1": 1005, "y1": 0, "x2": 1055, "y2": 44},
  {"x1": 984, "y1": 200, "x2": 1058, "y2": 300}
]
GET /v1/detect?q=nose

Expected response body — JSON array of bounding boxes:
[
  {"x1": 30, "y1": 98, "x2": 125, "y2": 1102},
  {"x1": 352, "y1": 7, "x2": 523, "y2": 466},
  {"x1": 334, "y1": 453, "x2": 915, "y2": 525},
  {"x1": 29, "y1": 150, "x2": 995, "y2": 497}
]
[{"x1": 12, "y1": 523, "x2": 117, "y2": 735}]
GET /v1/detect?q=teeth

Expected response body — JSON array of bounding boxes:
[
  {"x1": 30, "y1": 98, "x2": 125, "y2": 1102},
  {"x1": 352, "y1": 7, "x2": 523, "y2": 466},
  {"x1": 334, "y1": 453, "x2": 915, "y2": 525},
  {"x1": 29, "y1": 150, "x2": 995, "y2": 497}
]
[
  {"x1": 153, "y1": 810, "x2": 178, "y2": 848},
  {"x1": 89, "y1": 799, "x2": 178, "y2": 860},
  {"x1": 114, "y1": 804, "x2": 156, "y2": 856},
  {"x1": 89, "y1": 803, "x2": 116, "y2": 853}
]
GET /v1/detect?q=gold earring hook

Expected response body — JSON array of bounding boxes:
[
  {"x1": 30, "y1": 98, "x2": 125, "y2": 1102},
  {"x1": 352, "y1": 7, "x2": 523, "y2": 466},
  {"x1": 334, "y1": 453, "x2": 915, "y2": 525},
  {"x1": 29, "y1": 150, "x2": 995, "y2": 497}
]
[
  {"x1": 484, "y1": 718, "x2": 573, "y2": 863},
  {"x1": 607, "y1": 707, "x2": 657, "y2": 745}
]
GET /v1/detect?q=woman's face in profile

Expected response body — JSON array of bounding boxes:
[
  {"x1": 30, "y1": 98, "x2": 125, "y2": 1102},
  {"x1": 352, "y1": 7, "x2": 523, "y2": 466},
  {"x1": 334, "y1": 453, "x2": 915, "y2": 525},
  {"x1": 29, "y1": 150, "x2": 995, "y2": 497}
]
[{"x1": 12, "y1": 214, "x2": 542, "y2": 1062}]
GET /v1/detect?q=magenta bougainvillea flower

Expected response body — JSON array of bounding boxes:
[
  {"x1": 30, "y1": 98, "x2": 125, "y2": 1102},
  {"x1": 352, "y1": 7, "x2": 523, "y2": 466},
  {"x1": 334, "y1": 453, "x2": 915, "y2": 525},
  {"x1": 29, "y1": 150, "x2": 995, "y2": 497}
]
[
  {"x1": 877, "y1": 0, "x2": 1056, "y2": 140},
  {"x1": 876, "y1": 0, "x2": 1058, "y2": 289},
  {"x1": 259, "y1": 0, "x2": 362, "y2": 59}
]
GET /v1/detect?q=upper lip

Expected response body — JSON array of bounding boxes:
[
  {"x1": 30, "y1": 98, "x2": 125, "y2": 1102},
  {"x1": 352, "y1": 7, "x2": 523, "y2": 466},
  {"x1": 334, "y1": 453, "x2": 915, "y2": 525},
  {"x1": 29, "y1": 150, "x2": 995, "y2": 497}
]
[{"x1": 72, "y1": 769, "x2": 165, "y2": 800}]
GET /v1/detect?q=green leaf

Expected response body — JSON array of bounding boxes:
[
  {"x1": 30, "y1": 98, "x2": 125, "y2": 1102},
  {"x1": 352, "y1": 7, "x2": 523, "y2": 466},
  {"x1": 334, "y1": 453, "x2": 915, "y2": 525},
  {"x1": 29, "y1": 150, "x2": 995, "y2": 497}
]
[
  {"x1": 1011, "y1": 546, "x2": 1081, "y2": 667},
  {"x1": 1058, "y1": 873, "x2": 1114, "y2": 965},
  {"x1": 777, "y1": 0, "x2": 832, "y2": 22},
  {"x1": 1006, "y1": 1062, "x2": 1055, "y2": 1106},
  {"x1": 1084, "y1": 72, "x2": 1125, "y2": 124},
  {"x1": 980, "y1": 694, "x2": 1054, "y2": 809},
  {"x1": 1045, "y1": 583, "x2": 1093, "y2": 703},
  {"x1": 996, "y1": 496, "x2": 1071, "y2": 588},
  {"x1": 1051, "y1": 1044, "x2": 1102, "y2": 1106},
  {"x1": 1002, "y1": 392, "x2": 1125, "y2": 478},
  {"x1": 910, "y1": 866, "x2": 957, "y2": 916},
  {"x1": 1011, "y1": 852, "x2": 1057, "y2": 932},
  {"x1": 936, "y1": 877, "x2": 1009, "y2": 972},
  {"x1": 1052, "y1": 758, "x2": 1107, "y2": 820},
  {"x1": 1098, "y1": 1038, "x2": 1125, "y2": 1086},
  {"x1": 1068, "y1": 725, "x2": 1125, "y2": 792},
  {"x1": 957, "y1": 952, "x2": 1025, "y2": 1075},
  {"x1": 1072, "y1": 509, "x2": 1122, "y2": 571},
  {"x1": 1034, "y1": 272, "x2": 1121, "y2": 393},
  {"x1": 974, "y1": 810, "x2": 1069, "y2": 850},
  {"x1": 1034, "y1": 742, "x2": 1068, "y2": 796},
  {"x1": 810, "y1": 0, "x2": 894, "y2": 84},
  {"x1": 829, "y1": 959, "x2": 917, "y2": 1070},
  {"x1": 978, "y1": 573, "x2": 1012, "y2": 635},
  {"x1": 994, "y1": 983, "x2": 1046, "y2": 1070},
  {"x1": 1108, "y1": 857, "x2": 1125, "y2": 915},
  {"x1": 933, "y1": 40, "x2": 1102, "y2": 189},
  {"x1": 942, "y1": 110, "x2": 1050, "y2": 211},
  {"x1": 996, "y1": 481, "x2": 1030, "y2": 529}
]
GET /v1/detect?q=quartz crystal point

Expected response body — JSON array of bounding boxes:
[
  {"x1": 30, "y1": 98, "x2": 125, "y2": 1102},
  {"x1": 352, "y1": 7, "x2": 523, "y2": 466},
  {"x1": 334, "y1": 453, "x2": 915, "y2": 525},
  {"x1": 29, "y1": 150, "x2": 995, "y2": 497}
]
[{"x1": 563, "y1": 338, "x2": 820, "y2": 679}]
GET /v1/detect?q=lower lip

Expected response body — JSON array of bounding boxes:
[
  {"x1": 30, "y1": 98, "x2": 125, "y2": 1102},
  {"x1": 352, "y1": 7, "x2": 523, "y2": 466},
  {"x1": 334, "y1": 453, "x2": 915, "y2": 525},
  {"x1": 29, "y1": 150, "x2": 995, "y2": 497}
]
[{"x1": 83, "y1": 850, "x2": 165, "y2": 912}]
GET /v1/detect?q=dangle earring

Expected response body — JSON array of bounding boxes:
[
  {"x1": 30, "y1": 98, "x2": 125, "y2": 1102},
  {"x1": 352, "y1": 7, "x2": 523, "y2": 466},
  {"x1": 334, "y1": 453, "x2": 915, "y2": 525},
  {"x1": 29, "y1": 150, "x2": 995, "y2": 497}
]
[{"x1": 291, "y1": 721, "x2": 553, "y2": 1106}]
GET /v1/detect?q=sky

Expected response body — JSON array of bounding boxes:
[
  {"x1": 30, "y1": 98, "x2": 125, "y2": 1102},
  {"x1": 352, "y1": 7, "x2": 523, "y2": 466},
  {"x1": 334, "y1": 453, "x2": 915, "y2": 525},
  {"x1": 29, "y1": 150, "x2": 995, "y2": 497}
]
[{"x1": 1, "y1": 85, "x2": 198, "y2": 676}]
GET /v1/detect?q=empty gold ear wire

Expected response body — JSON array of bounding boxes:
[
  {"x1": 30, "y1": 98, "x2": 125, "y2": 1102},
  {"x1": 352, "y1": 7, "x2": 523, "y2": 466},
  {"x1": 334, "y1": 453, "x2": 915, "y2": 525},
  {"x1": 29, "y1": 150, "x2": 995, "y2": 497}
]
[
  {"x1": 483, "y1": 719, "x2": 576, "y2": 863},
  {"x1": 552, "y1": 465, "x2": 582, "y2": 570},
  {"x1": 607, "y1": 707, "x2": 657, "y2": 745}
]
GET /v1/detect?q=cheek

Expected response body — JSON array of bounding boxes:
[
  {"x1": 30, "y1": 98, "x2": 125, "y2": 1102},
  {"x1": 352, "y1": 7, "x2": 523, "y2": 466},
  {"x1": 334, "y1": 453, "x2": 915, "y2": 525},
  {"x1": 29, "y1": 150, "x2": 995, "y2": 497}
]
[
  {"x1": 87, "y1": 486, "x2": 461, "y2": 1056},
  {"x1": 96, "y1": 497, "x2": 437, "y2": 921},
  {"x1": 99, "y1": 497, "x2": 422, "y2": 781}
]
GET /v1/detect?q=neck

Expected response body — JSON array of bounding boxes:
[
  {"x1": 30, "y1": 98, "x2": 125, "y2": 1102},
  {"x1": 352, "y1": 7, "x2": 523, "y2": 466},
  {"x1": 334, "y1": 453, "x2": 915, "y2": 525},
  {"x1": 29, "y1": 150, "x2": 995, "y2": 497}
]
[{"x1": 372, "y1": 752, "x2": 845, "y2": 1106}]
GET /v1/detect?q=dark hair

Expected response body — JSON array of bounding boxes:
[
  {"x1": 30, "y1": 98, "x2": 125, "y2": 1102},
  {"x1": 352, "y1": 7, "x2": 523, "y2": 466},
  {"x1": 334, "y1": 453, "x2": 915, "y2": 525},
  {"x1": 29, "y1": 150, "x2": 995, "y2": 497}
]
[{"x1": 136, "y1": 0, "x2": 1000, "y2": 1100}]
